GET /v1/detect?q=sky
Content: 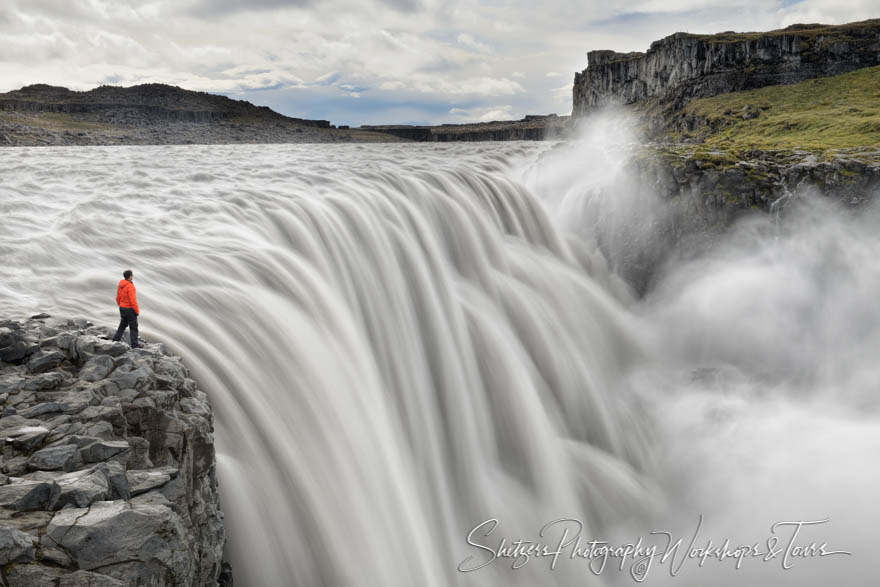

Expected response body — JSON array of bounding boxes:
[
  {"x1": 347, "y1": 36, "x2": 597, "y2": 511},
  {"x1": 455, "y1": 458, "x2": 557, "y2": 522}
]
[{"x1": 0, "y1": 0, "x2": 876, "y2": 126}]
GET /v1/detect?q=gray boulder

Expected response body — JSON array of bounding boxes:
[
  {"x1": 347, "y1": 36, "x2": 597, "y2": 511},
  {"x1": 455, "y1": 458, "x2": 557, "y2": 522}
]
[
  {"x1": 48, "y1": 461, "x2": 128, "y2": 510},
  {"x1": 21, "y1": 371, "x2": 65, "y2": 391},
  {"x1": 0, "y1": 340, "x2": 32, "y2": 362},
  {"x1": 80, "y1": 439, "x2": 130, "y2": 466},
  {"x1": 79, "y1": 355, "x2": 116, "y2": 382},
  {"x1": 0, "y1": 317, "x2": 228, "y2": 584},
  {"x1": 21, "y1": 400, "x2": 69, "y2": 418},
  {"x1": 26, "y1": 349, "x2": 65, "y2": 373},
  {"x1": 51, "y1": 467, "x2": 110, "y2": 509},
  {"x1": 126, "y1": 466, "x2": 177, "y2": 496},
  {"x1": 0, "y1": 525, "x2": 34, "y2": 564},
  {"x1": 0, "y1": 479, "x2": 58, "y2": 510},
  {"x1": 2, "y1": 424, "x2": 50, "y2": 452},
  {"x1": 45, "y1": 500, "x2": 194, "y2": 584},
  {"x1": 27, "y1": 443, "x2": 81, "y2": 472}
]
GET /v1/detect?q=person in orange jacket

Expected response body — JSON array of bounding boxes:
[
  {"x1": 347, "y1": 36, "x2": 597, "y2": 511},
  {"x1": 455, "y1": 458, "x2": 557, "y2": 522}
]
[{"x1": 112, "y1": 269, "x2": 140, "y2": 348}]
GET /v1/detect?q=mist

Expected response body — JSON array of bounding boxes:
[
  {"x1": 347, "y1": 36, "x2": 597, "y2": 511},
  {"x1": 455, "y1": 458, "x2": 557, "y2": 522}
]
[{"x1": 520, "y1": 111, "x2": 880, "y2": 585}]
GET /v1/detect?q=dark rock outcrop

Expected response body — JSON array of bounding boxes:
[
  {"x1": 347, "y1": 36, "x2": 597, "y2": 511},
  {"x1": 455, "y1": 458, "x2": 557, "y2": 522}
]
[
  {"x1": 0, "y1": 83, "x2": 405, "y2": 146},
  {"x1": 0, "y1": 316, "x2": 229, "y2": 586},
  {"x1": 0, "y1": 84, "x2": 330, "y2": 127},
  {"x1": 553, "y1": 145, "x2": 880, "y2": 294},
  {"x1": 573, "y1": 19, "x2": 880, "y2": 114},
  {"x1": 362, "y1": 114, "x2": 570, "y2": 142},
  {"x1": 631, "y1": 146, "x2": 880, "y2": 222}
]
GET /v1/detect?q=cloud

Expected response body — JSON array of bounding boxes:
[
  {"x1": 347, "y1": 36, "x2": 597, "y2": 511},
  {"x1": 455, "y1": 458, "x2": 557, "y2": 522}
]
[
  {"x1": 411, "y1": 77, "x2": 525, "y2": 97},
  {"x1": 456, "y1": 32, "x2": 491, "y2": 53},
  {"x1": 550, "y1": 82, "x2": 573, "y2": 100},
  {"x1": 1, "y1": 0, "x2": 873, "y2": 125},
  {"x1": 183, "y1": 0, "x2": 315, "y2": 18},
  {"x1": 450, "y1": 104, "x2": 516, "y2": 122},
  {"x1": 315, "y1": 72, "x2": 342, "y2": 85},
  {"x1": 183, "y1": 0, "x2": 424, "y2": 18},
  {"x1": 379, "y1": 80, "x2": 406, "y2": 91}
]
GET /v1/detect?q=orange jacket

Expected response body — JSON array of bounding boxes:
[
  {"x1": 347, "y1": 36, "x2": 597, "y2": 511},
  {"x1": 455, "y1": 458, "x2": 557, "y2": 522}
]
[{"x1": 116, "y1": 279, "x2": 139, "y2": 314}]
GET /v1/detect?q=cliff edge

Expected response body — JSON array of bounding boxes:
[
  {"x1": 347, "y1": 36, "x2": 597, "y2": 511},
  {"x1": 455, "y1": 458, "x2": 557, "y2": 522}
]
[
  {"x1": 568, "y1": 20, "x2": 880, "y2": 224},
  {"x1": 573, "y1": 19, "x2": 880, "y2": 114},
  {"x1": 0, "y1": 315, "x2": 230, "y2": 586}
]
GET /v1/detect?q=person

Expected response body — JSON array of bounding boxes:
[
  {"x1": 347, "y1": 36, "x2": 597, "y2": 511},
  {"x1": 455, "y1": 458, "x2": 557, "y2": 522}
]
[{"x1": 112, "y1": 269, "x2": 140, "y2": 348}]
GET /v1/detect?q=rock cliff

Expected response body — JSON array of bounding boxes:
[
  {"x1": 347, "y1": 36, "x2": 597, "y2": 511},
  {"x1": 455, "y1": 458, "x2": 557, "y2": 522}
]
[
  {"x1": 573, "y1": 19, "x2": 880, "y2": 114},
  {"x1": 0, "y1": 83, "x2": 405, "y2": 146},
  {"x1": 634, "y1": 146, "x2": 880, "y2": 220},
  {"x1": 0, "y1": 315, "x2": 230, "y2": 586},
  {"x1": 362, "y1": 114, "x2": 569, "y2": 142},
  {"x1": 0, "y1": 84, "x2": 330, "y2": 127}
]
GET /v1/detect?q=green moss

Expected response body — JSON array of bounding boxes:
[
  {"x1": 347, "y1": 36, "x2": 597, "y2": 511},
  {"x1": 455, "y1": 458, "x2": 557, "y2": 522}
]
[
  {"x1": 838, "y1": 167, "x2": 865, "y2": 184},
  {"x1": 693, "y1": 149, "x2": 738, "y2": 168},
  {"x1": 745, "y1": 167, "x2": 770, "y2": 180},
  {"x1": 721, "y1": 190, "x2": 740, "y2": 204},
  {"x1": 676, "y1": 65, "x2": 880, "y2": 151}
]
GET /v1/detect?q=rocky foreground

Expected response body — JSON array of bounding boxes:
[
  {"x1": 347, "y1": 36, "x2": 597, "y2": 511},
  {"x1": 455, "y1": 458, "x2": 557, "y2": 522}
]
[{"x1": 0, "y1": 316, "x2": 229, "y2": 586}]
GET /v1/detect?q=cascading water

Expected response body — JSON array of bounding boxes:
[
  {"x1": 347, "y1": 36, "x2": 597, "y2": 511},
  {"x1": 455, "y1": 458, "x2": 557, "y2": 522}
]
[
  {"x1": 1, "y1": 132, "x2": 877, "y2": 585},
  {"x1": 0, "y1": 143, "x2": 654, "y2": 586}
]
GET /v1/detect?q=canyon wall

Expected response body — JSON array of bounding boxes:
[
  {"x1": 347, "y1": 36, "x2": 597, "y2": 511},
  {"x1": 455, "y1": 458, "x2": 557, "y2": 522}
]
[{"x1": 573, "y1": 19, "x2": 880, "y2": 113}]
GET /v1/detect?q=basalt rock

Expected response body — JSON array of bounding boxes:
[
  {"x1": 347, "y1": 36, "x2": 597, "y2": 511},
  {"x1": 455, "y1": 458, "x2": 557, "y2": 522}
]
[
  {"x1": 362, "y1": 114, "x2": 570, "y2": 142},
  {"x1": 0, "y1": 316, "x2": 229, "y2": 586},
  {"x1": 631, "y1": 146, "x2": 880, "y2": 218},
  {"x1": 573, "y1": 19, "x2": 880, "y2": 114}
]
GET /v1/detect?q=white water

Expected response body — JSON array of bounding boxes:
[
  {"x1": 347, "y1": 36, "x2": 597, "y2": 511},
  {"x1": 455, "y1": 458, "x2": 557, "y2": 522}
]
[{"x1": 1, "y1": 136, "x2": 877, "y2": 585}]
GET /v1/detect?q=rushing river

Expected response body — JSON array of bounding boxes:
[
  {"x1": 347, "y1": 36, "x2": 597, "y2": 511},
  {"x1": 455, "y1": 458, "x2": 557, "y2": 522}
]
[{"x1": 1, "y1": 135, "x2": 877, "y2": 586}]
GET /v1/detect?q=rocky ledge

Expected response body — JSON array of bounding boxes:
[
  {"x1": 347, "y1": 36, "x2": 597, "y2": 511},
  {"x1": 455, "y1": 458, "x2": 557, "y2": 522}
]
[
  {"x1": 0, "y1": 315, "x2": 230, "y2": 586},
  {"x1": 633, "y1": 146, "x2": 880, "y2": 222}
]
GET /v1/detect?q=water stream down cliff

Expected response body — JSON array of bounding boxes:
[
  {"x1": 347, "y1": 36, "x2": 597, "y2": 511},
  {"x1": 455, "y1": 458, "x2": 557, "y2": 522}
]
[{"x1": 1, "y1": 137, "x2": 878, "y2": 585}]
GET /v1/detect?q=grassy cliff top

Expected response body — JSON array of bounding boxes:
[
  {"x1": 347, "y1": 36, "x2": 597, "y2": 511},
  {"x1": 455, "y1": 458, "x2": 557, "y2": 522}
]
[
  {"x1": 668, "y1": 18, "x2": 880, "y2": 44},
  {"x1": 675, "y1": 65, "x2": 880, "y2": 151}
]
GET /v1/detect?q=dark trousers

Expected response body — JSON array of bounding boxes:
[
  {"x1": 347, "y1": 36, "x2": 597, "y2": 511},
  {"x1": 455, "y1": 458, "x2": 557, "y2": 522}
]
[{"x1": 112, "y1": 307, "x2": 139, "y2": 348}]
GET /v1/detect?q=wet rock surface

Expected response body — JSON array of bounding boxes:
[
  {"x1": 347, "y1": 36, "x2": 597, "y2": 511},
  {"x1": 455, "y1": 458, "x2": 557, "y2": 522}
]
[
  {"x1": 633, "y1": 146, "x2": 880, "y2": 220},
  {"x1": 0, "y1": 316, "x2": 229, "y2": 586}
]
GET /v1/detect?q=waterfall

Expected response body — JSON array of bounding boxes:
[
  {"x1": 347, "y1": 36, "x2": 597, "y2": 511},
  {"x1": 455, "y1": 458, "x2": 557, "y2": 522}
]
[
  {"x1": 2, "y1": 138, "x2": 876, "y2": 585},
  {"x1": 0, "y1": 144, "x2": 654, "y2": 586}
]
